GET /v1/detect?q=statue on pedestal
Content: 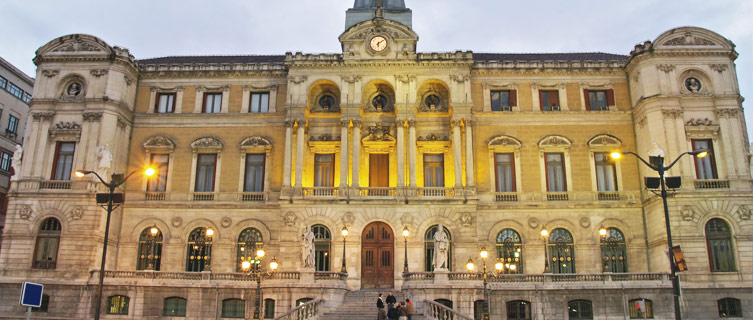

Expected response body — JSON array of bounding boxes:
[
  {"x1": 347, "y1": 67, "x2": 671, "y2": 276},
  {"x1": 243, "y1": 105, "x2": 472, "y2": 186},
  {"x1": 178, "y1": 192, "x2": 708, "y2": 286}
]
[
  {"x1": 11, "y1": 144, "x2": 22, "y2": 180},
  {"x1": 97, "y1": 143, "x2": 113, "y2": 178},
  {"x1": 301, "y1": 225, "x2": 316, "y2": 268},
  {"x1": 433, "y1": 224, "x2": 449, "y2": 270}
]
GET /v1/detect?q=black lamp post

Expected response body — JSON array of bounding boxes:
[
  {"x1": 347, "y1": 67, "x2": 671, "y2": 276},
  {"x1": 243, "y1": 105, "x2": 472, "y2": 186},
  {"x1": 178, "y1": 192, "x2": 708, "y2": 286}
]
[
  {"x1": 612, "y1": 148, "x2": 708, "y2": 320},
  {"x1": 146, "y1": 225, "x2": 160, "y2": 270},
  {"x1": 341, "y1": 226, "x2": 348, "y2": 273},
  {"x1": 402, "y1": 226, "x2": 409, "y2": 273},
  {"x1": 540, "y1": 228, "x2": 550, "y2": 273},
  {"x1": 75, "y1": 168, "x2": 154, "y2": 320},
  {"x1": 242, "y1": 249, "x2": 278, "y2": 320}
]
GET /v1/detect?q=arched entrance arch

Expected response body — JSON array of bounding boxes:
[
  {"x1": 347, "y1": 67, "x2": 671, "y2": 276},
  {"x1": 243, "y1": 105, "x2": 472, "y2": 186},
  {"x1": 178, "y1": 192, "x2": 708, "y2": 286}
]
[{"x1": 361, "y1": 221, "x2": 394, "y2": 288}]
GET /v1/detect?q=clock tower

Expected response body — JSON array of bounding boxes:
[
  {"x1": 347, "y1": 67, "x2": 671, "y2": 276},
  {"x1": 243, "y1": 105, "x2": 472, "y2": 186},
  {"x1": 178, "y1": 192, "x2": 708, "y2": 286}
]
[{"x1": 340, "y1": 0, "x2": 418, "y2": 60}]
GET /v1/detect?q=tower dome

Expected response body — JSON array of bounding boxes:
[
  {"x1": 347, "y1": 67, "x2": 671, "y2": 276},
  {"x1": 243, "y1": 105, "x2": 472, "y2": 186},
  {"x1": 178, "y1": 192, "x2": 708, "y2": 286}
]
[
  {"x1": 353, "y1": 0, "x2": 406, "y2": 9},
  {"x1": 346, "y1": 0, "x2": 412, "y2": 30}
]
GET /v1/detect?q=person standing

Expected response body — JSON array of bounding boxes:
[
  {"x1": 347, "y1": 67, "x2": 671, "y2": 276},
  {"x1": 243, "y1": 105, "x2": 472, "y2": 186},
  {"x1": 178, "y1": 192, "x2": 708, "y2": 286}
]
[
  {"x1": 377, "y1": 293, "x2": 386, "y2": 320},
  {"x1": 398, "y1": 301, "x2": 409, "y2": 320},
  {"x1": 404, "y1": 299, "x2": 414, "y2": 320},
  {"x1": 387, "y1": 303, "x2": 398, "y2": 320},
  {"x1": 386, "y1": 292, "x2": 397, "y2": 308}
]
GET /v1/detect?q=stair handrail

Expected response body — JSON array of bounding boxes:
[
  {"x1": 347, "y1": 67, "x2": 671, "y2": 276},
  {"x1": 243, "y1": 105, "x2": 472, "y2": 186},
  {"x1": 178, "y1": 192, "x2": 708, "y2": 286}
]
[
  {"x1": 274, "y1": 298, "x2": 324, "y2": 320},
  {"x1": 423, "y1": 300, "x2": 473, "y2": 320}
]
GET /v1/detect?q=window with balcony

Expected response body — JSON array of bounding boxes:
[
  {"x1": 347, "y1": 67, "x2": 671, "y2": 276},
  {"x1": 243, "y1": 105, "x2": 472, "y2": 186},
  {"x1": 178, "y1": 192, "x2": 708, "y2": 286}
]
[
  {"x1": 548, "y1": 228, "x2": 575, "y2": 274},
  {"x1": 236, "y1": 227, "x2": 263, "y2": 272},
  {"x1": 244, "y1": 154, "x2": 265, "y2": 192},
  {"x1": 314, "y1": 154, "x2": 335, "y2": 187},
  {"x1": 222, "y1": 299, "x2": 245, "y2": 318},
  {"x1": 539, "y1": 90, "x2": 560, "y2": 111},
  {"x1": 628, "y1": 299, "x2": 653, "y2": 319},
  {"x1": 600, "y1": 228, "x2": 627, "y2": 273},
  {"x1": 163, "y1": 297, "x2": 187, "y2": 317},
  {"x1": 594, "y1": 152, "x2": 617, "y2": 191},
  {"x1": 313, "y1": 225, "x2": 331, "y2": 272},
  {"x1": 423, "y1": 154, "x2": 444, "y2": 187},
  {"x1": 194, "y1": 154, "x2": 217, "y2": 192},
  {"x1": 506, "y1": 300, "x2": 532, "y2": 320},
  {"x1": 107, "y1": 295, "x2": 129, "y2": 315},
  {"x1": 692, "y1": 139, "x2": 717, "y2": 179},
  {"x1": 147, "y1": 154, "x2": 169, "y2": 192},
  {"x1": 0, "y1": 151, "x2": 11, "y2": 171},
  {"x1": 137, "y1": 227, "x2": 163, "y2": 270},
  {"x1": 496, "y1": 229, "x2": 522, "y2": 274},
  {"x1": 494, "y1": 153, "x2": 515, "y2": 192},
  {"x1": 584, "y1": 89, "x2": 614, "y2": 111},
  {"x1": 250, "y1": 92, "x2": 270, "y2": 113},
  {"x1": 51, "y1": 142, "x2": 75, "y2": 180},
  {"x1": 186, "y1": 227, "x2": 213, "y2": 272},
  {"x1": 155, "y1": 93, "x2": 175, "y2": 113},
  {"x1": 568, "y1": 300, "x2": 593, "y2": 320},
  {"x1": 706, "y1": 218, "x2": 736, "y2": 272},
  {"x1": 203, "y1": 92, "x2": 222, "y2": 113},
  {"x1": 491, "y1": 90, "x2": 516, "y2": 111},
  {"x1": 424, "y1": 225, "x2": 452, "y2": 271},
  {"x1": 717, "y1": 298, "x2": 742, "y2": 318},
  {"x1": 33, "y1": 218, "x2": 61, "y2": 269},
  {"x1": 545, "y1": 153, "x2": 567, "y2": 192}
]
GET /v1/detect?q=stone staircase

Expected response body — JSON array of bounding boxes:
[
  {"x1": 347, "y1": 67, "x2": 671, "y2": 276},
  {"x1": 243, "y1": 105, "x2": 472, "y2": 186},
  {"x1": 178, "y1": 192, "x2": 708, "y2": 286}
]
[{"x1": 319, "y1": 289, "x2": 425, "y2": 320}]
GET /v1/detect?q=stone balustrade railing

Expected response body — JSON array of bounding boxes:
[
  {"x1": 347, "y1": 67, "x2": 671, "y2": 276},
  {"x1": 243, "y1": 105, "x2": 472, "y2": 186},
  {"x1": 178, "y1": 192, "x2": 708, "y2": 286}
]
[
  {"x1": 404, "y1": 272, "x2": 670, "y2": 285},
  {"x1": 423, "y1": 299, "x2": 473, "y2": 320},
  {"x1": 274, "y1": 298, "x2": 324, "y2": 320},
  {"x1": 90, "y1": 270, "x2": 352, "y2": 284}
]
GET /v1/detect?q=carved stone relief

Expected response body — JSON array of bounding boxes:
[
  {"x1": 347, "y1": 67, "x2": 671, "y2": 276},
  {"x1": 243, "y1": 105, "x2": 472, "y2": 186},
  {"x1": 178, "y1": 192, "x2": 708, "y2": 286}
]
[
  {"x1": 284, "y1": 212, "x2": 298, "y2": 227},
  {"x1": 681, "y1": 206, "x2": 697, "y2": 222},
  {"x1": 19, "y1": 205, "x2": 33, "y2": 220},
  {"x1": 67, "y1": 206, "x2": 83, "y2": 221},
  {"x1": 686, "y1": 118, "x2": 715, "y2": 126},
  {"x1": 736, "y1": 206, "x2": 751, "y2": 221},
  {"x1": 459, "y1": 212, "x2": 473, "y2": 227},
  {"x1": 663, "y1": 32, "x2": 716, "y2": 46}
]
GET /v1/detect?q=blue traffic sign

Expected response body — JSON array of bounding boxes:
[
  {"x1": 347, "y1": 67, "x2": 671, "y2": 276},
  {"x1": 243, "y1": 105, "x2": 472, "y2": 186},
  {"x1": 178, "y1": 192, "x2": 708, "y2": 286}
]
[{"x1": 20, "y1": 282, "x2": 44, "y2": 307}]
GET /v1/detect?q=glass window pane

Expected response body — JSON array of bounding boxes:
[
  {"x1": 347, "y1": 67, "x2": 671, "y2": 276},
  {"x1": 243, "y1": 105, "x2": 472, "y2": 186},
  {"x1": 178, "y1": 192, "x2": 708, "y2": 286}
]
[
  {"x1": 195, "y1": 154, "x2": 216, "y2": 192},
  {"x1": 244, "y1": 154, "x2": 265, "y2": 192},
  {"x1": 546, "y1": 153, "x2": 566, "y2": 191}
]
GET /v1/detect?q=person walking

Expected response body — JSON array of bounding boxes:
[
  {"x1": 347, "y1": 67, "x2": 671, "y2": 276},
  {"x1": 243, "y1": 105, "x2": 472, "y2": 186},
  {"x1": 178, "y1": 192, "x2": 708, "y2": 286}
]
[
  {"x1": 398, "y1": 301, "x2": 409, "y2": 320},
  {"x1": 404, "y1": 299, "x2": 414, "y2": 320},
  {"x1": 377, "y1": 293, "x2": 386, "y2": 320}
]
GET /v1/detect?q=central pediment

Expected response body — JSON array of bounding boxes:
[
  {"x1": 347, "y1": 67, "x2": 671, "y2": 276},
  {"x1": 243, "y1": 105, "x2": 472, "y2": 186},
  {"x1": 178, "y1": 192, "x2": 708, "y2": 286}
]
[{"x1": 339, "y1": 18, "x2": 418, "y2": 60}]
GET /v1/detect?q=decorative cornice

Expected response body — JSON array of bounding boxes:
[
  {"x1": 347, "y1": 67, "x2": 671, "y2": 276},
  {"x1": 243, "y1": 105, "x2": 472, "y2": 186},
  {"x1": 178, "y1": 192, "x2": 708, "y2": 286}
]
[
  {"x1": 191, "y1": 137, "x2": 224, "y2": 150},
  {"x1": 341, "y1": 75, "x2": 362, "y2": 84},
  {"x1": 716, "y1": 109, "x2": 739, "y2": 118},
  {"x1": 709, "y1": 64, "x2": 728, "y2": 73},
  {"x1": 290, "y1": 76, "x2": 308, "y2": 84},
  {"x1": 656, "y1": 64, "x2": 675, "y2": 73},
  {"x1": 32, "y1": 112, "x2": 56, "y2": 121},
  {"x1": 42, "y1": 69, "x2": 60, "y2": 78},
  {"x1": 90, "y1": 69, "x2": 109, "y2": 77},
  {"x1": 417, "y1": 133, "x2": 448, "y2": 142},
  {"x1": 538, "y1": 135, "x2": 572, "y2": 148},
  {"x1": 82, "y1": 112, "x2": 103, "y2": 122},
  {"x1": 240, "y1": 136, "x2": 272, "y2": 148},
  {"x1": 143, "y1": 135, "x2": 176, "y2": 150},
  {"x1": 662, "y1": 109, "x2": 683, "y2": 118}
]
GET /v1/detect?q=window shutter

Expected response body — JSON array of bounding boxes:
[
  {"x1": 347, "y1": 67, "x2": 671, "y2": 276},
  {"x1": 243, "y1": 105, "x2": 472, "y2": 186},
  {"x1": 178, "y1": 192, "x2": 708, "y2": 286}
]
[
  {"x1": 539, "y1": 90, "x2": 545, "y2": 109},
  {"x1": 583, "y1": 89, "x2": 591, "y2": 110},
  {"x1": 509, "y1": 90, "x2": 517, "y2": 106},
  {"x1": 552, "y1": 90, "x2": 560, "y2": 106},
  {"x1": 606, "y1": 89, "x2": 615, "y2": 106},
  {"x1": 154, "y1": 95, "x2": 159, "y2": 112}
]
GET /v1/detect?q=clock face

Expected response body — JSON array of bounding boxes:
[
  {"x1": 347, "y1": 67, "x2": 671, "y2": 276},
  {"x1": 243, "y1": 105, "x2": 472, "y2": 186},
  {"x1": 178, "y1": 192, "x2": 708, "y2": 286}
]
[{"x1": 370, "y1": 36, "x2": 388, "y2": 52}]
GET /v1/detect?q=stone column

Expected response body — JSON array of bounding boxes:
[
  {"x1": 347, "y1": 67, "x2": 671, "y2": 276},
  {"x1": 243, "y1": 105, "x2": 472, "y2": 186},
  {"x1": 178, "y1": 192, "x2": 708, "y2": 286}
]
[
  {"x1": 452, "y1": 120, "x2": 463, "y2": 187},
  {"x1": 295, "y1": 119, "x2": 305, "y2": 187},
  {"x1": 464, "y1": 119, "x2": 475, "y2": 187},
  {"x1": 283, "y1": 120, "x2": 293, "y2": 187},
  {"x1": 352, "y1": 121, "x2": 361, "y2": 188},
  {"x1": 340, "y1": 120, "x2": 349, "y2": 187},
  {"x1": 408, "y1": 120, "x2": 417, "y2": 187},
  {"x1": 396, "y1": 119, "x2": 405, "y2": 187}
]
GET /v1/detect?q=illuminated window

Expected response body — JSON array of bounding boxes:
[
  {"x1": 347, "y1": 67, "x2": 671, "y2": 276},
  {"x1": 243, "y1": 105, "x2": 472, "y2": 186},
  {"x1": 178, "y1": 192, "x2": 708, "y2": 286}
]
[
  {"x1": 137, "y1": 227, "x2": 163, "y2": 270},
  {"x1": 147, "y1": 154, "x2": 169, "y2": 192},
  {"x1": 186, "y1": 228, "x2": 213, "y2": 272},
  {"x1": 628, "y1": 299, "x2": 653, "y2": 319},
  {"x1": 692, "y1": 139, "x2": 717, "y2": 179},
  {"x1": 506, "y1": 300, "x2": 531, "y2": 320},
  {"x1": 568, "y1": 300, "x2": 593, "y2": 320},
  {"x1": 496, "y1": 229, "x2": 522, "y2": 274},
  {"x1": 107, "y1": 295, "x2": 129, "y2": 315},
  {"x1": 313, "y1": 225, "x2": 331, "y2": 272},
  {"x1": 548, "y1": 228, "x2": 575, "y2": 274},
  {"x1": 236, "y1": 228, "x2": 263, "y2": 272},
  {"x1": 600, "y1": 228, "x2": 627, "y2": 273},
  {"x1": 163, "y1": 297, "x2": 187, "y2": 317}
]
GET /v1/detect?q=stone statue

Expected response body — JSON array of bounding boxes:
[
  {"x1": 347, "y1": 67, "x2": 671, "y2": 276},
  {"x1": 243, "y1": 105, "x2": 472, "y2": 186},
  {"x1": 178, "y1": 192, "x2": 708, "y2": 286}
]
[
  {"x1": 11, "y1": 144, "x2": 22, "y2": 180},
  {"x1": 433, "y1": 224, "x2": 449, "y2": 270},
  {"x1": 97, "y1": 143, "x2": 113, "y2": 177},
  {"x1": 301, "y1": 225, "x2": 316, "y2": 268}
]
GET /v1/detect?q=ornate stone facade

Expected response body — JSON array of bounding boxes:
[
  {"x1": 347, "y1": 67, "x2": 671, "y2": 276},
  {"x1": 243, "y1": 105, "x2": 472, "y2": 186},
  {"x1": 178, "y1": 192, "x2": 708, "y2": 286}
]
[{"x1": 0, "y1": 2, "x2": 750, "y2": 320}]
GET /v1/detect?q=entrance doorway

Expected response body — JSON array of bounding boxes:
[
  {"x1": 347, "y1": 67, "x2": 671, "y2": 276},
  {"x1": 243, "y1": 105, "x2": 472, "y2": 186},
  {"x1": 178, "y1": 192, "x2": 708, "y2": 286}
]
[{"x1": 361, "y1": 222, "x2": 394, "y2": 288}]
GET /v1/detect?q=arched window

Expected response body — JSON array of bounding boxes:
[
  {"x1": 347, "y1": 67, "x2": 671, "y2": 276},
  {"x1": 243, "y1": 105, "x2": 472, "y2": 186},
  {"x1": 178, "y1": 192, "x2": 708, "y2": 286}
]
[
  {"x1": 221, "y1": 299, "x2": 245, "y2": 318},
  {"x1": 312, "y1": 225, "x2": 331, "y2": 272},
  {"x1": 568, "y1": 300, "x2": 593, "y2": 319},
  {"x1": 186, "y1": 227, "x2": 213, "y2": 272},
  {"x1": 600, "y1": 227, "x2": 627, "y2": 273},
  {"x1": 434, "y1": 299, "x2": 453, "y2": 309},
  {"x1": 474, "y1": 300, "x2": 487, "y2": 320},
  {"x1": 163, "y1": 297, "x2": 187, "y2": 317},
  {"x1": 717, "y1": 298, "x2": 742, "y2": 318},
  {"x1": 237, "y1": 228, "x2": 263, "y2": 272},
  {"x1": 548, "y1": 228, "x2": 575, "y2": 274},
  {"x1": 628, "y1": 299, "x2": 653, "y2": 319},
  {"x1": 425, "y1": 225, "x2": 452, "y2": 271},
  {"x1": 496, "y1": 229, "x2": 523, "y2": 274},
  {"x1": 33, "y1": 218, "x2": 61, "y2": 269},
  {"x1": 706, "y1": 219, "x2": 736, "y2": 272},
  {"x1": 107, "y1": 295, "x2": 129, "y2": 315},
  {"x1": 137, "y1": 226, "x2": 163, "y2": 270},
  {"x1": 32, "y1": 294, "x2": 50, "y2": 313},
  {"x1": 263, "y1": 299, "x2": 276, "y2": 319},
  {"x1": 506, "y1": 300, "x2": 532, "y2": 320}
]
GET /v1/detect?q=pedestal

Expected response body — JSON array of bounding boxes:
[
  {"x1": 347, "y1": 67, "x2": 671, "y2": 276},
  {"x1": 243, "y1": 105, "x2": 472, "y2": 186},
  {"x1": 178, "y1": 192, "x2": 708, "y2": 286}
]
[
  {"x1": 299, "y1": 267, "x2": 316, "y2": 283},
  {"x1": 433, "y1": 268, "x2": 449, "y2": 285}
]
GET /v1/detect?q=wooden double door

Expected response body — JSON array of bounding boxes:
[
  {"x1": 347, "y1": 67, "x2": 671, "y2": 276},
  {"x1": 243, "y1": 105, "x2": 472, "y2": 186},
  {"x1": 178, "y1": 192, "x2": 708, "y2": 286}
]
[{"x1": 361, "y1": 222, "x2": 394, "y2": 288}]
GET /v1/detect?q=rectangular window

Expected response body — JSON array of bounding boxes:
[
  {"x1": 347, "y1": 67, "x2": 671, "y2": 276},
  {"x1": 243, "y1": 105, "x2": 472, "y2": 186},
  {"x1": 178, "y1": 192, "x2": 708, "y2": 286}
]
[
  {"x1": 264, "y1": 299, "x2": 276, "y2": 319},
  {"x1": 0, "y1": 151, "x2": 11, "y2": 171},
  {"x1": 7, "y1": 82, "x2": 23, "y2": 99},
  {"x1": 194, "y1": 154, "x2": 217, "y2": 192},
  {"x1": 491, "y1": 90, "x2": 516, "y2": 111},
  {"x1": 203, "y1": 93, "x2": 222, "y2": 113},
  {"x1": 539, "y1": 90, "x2": 560, "y2": 111},
  {"x1": 314, "y1": 154, "x2": 334, "y2": 187},
  {"x1": 147, "y1": 154, "x2": 170, "y2": 192},
  {"x1": 692, "y1": 139, "x2": 717, "y2": 179},
  {"x1": 7, "y1": 115, "x2": 19, "y2": 134},
  {"x1": 494, "y1": 153, "x2": 515, "y2": 192},
  {"x1": 423, "y1": 154, "x2": 445, "y2": 187},
  {"x1": 594, "y1": 152, "x2": 617, "y2": 191},
  {"x1": 244, "y1": 154, "x2": 265, "y2": 192},
  {"x1": 23, "y1": 92, "x2": 32, "y2": 103},
  {"x1": 51, "y1": 142, "x2": 75, "y2": 180},
  {"x1": 545, "y1": 153, "x2": 566, "y2": 191},
  {"x1": 250, "y1": 92, "x2": 270, "y2": 113},
  {"x1": 585, "y1": 89, "x2": 614, "y2": 111},
  {"x1": 155, "y1": 93, "x2": 175, "y2": 113},
  {"x1": 0, "y1": 76, "x2": 6, "y2": 89}
]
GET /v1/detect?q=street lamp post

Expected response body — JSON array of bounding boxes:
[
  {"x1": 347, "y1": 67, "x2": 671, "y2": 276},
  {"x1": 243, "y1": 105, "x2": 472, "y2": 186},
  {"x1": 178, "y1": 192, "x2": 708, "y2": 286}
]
[
  {"x1": 467, "y1": 250, "x2": 502, "y2": 320},
  {"x1": 402, "y1": 226, "x2": 409, "y2": 273},
  {"x1": 611, "y1": 148, "x2": 708, "y2": 320},
  {"x1": 75, "y1": 168, "x2": 154, "y2": 320},
  {"x1": 146, "y1": 225, "x2": 160, "y2": 270},
  {"x1": 341, "y1": 226, "x2": 348, "y2": 273},
  {"x1": 540, "y1": 228, "x2": 550, "y2": 273},
  {"x1": 242, "y1": 249, "x2": 278, "y2": 320}
]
